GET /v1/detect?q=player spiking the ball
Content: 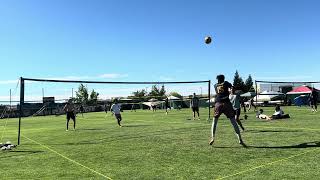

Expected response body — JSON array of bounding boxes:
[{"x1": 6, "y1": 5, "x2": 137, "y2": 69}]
[
  {"x1": 209, "y1": 74, "x2": 246, "y2": 147},
  {"x1": 111, "y1": 99, "x2": 123, "y2": 127}
]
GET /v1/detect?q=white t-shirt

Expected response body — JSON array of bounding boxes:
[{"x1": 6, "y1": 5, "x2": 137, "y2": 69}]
[
  {"x1": 111, "y1": 104, "x2": 121, "y2": 114},
  {"x1": 273, "y1": 109, "x2": 284, "y2": 116}
]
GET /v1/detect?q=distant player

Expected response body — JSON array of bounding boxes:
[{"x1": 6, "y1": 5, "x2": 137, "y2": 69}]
[
  {"x1": 131, "y1": 104, "x2": 136, "y2": 112},
  {"x1": 310, "y1": 88, "x2": 318, "y2": 112},
  {"x1": 111, "y1": 99, "x2": 123, "y2": 127},
  {"x1": 209, "y1": 74, "x2": 245, "y2": 146},
  {"x1": 79, "y1": 104, "x2": 84, "y2": 117},
  {"x1": 105, "y1": 103, "x2": 110, "y2": 114},
  {"x1": 165, "y1": 98, "x2": 170, "y2": 115},
  {"x1": 151, "y1": 104, "x2": 157, "y2": 112},
  {"x1": 248, "y1": 98, "x2": 256, "y2": 111},
  {"x1": 190, "y1": 93, "x2": 200, "y2": 120},
  {"x1": 63, "y1": 100, "x2": 76, "y2": 131},
  {"x1": 229, "y1": 88, "x2": 245, "y2": 131}
]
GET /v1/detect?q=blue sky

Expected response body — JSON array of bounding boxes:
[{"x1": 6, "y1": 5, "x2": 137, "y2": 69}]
[{"x1": 0, "y1": 0, "x2": 319, "y2": 101}]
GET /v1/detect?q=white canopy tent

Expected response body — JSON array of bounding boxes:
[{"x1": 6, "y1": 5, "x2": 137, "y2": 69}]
[
  {"x1": 167, "y1": 95, "x2": 180, "y2": 100},
  {"x1": 254, "y1": 91, "x2": 284, "y2": 102}
]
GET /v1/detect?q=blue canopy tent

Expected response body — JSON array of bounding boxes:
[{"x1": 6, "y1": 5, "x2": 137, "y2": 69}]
[{"x1": 293, "y1": 95, "x2": 309, "y2": 106}]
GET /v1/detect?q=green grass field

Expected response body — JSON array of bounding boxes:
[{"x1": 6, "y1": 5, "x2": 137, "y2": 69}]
[{"x1": 1, "y1": 107, "x2": 320, "y2": 179}]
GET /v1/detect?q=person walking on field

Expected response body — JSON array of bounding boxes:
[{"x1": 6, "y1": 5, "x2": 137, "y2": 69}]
[
  {"x1": 310, "y1": 88, "x2": 318, "y2": 112},
  {"x1": 111, "y1": 99, "x2": 123, "y2": 127},
  {"x1": 229, "y1": 88, "x2": 245, "y2": 131},
  {"x1": 63, "y1": 100, "x2": 76, "y2": 131},
  {"x1": 209, "y1": 74, "x2": 246, "y2": 147}
]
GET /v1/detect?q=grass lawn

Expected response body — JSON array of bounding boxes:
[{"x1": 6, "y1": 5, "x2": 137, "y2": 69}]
[{"x1": 1, "y1": 106, "x2": 320, "y2": 179}]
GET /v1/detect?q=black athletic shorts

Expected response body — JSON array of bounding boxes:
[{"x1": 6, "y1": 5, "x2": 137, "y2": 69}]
[
  {"x1": 66, "y1": 112, "x2": 75, "y2": 121},
  {"x1": 192, "y1": 107, "x2": 199, "y2": 112},
  {"x1": 214, "y1": 101, "x2": 235, "y2": 119}
]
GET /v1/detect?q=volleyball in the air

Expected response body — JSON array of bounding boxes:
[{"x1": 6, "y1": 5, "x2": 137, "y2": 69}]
[{"x1": 205, "y1": 36, "x2": 212, "y2": 44}]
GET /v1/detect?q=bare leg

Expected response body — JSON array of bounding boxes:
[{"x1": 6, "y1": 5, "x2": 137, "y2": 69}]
[
  {"x1": 229, "y1": 117, "x2": 246, "y2": 146},
  {"x1": 66, "y1": 119, "x2": 70, "y2": 131},
  {"x1": 210, "y1": 117, "x2": 219, "y2": 145}
]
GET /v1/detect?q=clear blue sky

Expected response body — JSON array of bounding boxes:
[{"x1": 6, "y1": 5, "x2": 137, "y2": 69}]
[{"x1": 0, "y1": 0, "x2": 319, "y2": 101}]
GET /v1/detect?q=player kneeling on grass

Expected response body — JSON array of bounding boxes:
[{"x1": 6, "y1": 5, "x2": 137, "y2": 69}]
[
  {"x1": 63, "y1": 100, "x2": 76, "y2": 131},
  {"x1": 210, "y1": 74, "x2": 245, "y2": 146},
  {"x1": 111, "y1": 99, "x2": 123, "y2": 127}
]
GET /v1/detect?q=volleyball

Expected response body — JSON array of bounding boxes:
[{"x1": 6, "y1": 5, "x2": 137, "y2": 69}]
[{"x1": 205, "y1": 36, "x2": 212, "y2": 44}]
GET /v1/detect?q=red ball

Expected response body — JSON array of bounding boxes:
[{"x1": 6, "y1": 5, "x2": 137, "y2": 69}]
[{"x1": 205, "y1": 36, "x2": 212, "y2": 44}]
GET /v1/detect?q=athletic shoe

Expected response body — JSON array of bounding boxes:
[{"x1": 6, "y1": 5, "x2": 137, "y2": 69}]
[
  {"x1": 239, "y1": 140, "x2": 247, "y2": 147},
  {"x1": 66, "y1": 129, "x2": 69, "y2": 131},
  {"x1": 209, "y1": 138, "x2": 215, "y2": 145}
]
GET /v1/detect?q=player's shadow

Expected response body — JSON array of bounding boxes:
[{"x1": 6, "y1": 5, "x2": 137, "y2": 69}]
[
  {"x1": 1, "y1": 150, "x2": 44, "y2": 159},
  {"x1": 80, "y1": 128, "x2": 106, "y2": 131},
  {"x1": 249, "y1": 141, "x2": 320, "y2": 149},
  {"x1": 247, "y1": 129, "x2": 300, "y2": 133},
  {"x1": 123, "y1": 124, "x2": 152, "y2": 128}
]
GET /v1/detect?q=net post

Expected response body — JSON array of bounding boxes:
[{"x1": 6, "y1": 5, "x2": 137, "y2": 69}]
[
  {"x1": 208, "y1": 80, "x2": 211, "y2": 121},
  {"x1": 18, "y1": 77, "x2": 24, "y2": 145},
  {"x1": 255, "y1": 80, "x2": 258, "y2": 108}
]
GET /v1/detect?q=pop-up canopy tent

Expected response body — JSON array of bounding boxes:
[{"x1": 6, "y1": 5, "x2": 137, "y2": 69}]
[
  {"x1": 287, "y1": 86, "x2": 313, "y2": 94},
  {"x1": 254, "y1": 91, "x2": 284, "y2": 102},
  {"x1": 167, "y1": 95, "x2": 180, "y2": 100},
  {"x1": 293, "y1": 95, "x2": 309, "y2": 106},
  {"x1": 287, "y1": 86, "x2": 319, "y2": 102}
]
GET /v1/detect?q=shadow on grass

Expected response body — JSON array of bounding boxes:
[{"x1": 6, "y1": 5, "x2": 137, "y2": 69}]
[
  {"x1": 80, "y1": 128, "x2": 106, "y2": 131},
  {"x1": 247, "y1": 129, "x2": 301, "y2": 133},
  {"x1": 1, "y1": 150, "x2": 44, "y2": 159},
  {"x1": 211, "y1": 142, "x2": 320, "y2": 149},
  {"x1": 122, "y1": 124, "x2": 152, "y2": 128},
  {"x1": 249, "y1": 141, "x2": 320, "y2": 149}
]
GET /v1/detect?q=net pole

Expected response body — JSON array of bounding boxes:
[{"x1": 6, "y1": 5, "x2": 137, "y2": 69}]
[
  {"x1": 18, "y1": 77, "x2": 24, "y2": 145},
  {"x1": 208, "y1": 80, "x2": 211, "y2": 121},
  {"x1": 255, "y1": 80, "x2": 258, "y2": 107},
  {"x1": 9, "y1": 89, "x2": 12, "y2": 118}
]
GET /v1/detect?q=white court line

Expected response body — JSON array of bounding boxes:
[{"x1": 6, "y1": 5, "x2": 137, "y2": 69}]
[
  {"x1": 217, "y1": 148, "x2": 319, "y2": 179},
  {"x1": 22, "y1": 135, "x2": 113, "y2": 180},
  {"x1": 216, "y1": 125, "x2": 320, "y2": 179}
]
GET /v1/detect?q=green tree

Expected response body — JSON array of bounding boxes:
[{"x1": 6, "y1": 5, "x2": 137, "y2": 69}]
[
  {"x1": 75, "y1": 84, "x2": 89, "y2": 104},
  {"x1": 159, "y1": 85, "x2": 166, "y2": 97},
  {"x1": 169, "y1": 92, "x2": 183, "y2": 99},
  {"x1": 233, "y1": 70, "x2": 245, "y2": 91},
  {"x1": 244, "y1": 74, "x2": 254, "y2": 92},
  {"x1": 88, "y1": 89, "x2": 99, "y2": 105},
  {"x1": 149, "y1": 85, "x2": 166, "y2": 99},
  {"x1": 132, "y1": 89, "x2": 147, "y2": 98},
  {"x1": 75, "y1": 84, "x2": 99, "y2": 105}
]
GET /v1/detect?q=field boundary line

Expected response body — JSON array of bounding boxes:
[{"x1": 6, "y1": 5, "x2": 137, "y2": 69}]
[
  {"x1": 217, "y1": 148, "x2": 319, "y2": 179},
  {"x1": 22, "y1": 135, "x2": 113, "y2": 180}
]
